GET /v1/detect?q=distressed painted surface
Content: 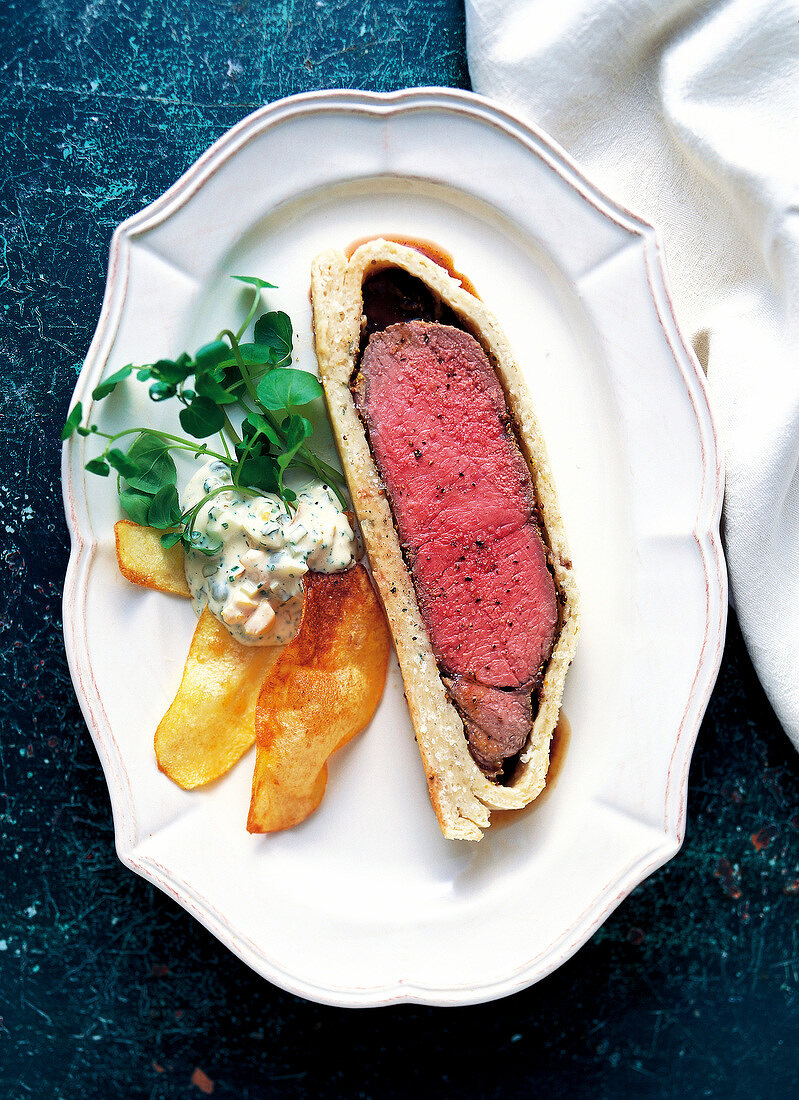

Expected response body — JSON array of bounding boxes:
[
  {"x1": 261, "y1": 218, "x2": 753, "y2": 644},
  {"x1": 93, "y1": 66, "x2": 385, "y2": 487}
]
[{"x1": 0, "y1": 0, "x2": 797, "y2": 1097}]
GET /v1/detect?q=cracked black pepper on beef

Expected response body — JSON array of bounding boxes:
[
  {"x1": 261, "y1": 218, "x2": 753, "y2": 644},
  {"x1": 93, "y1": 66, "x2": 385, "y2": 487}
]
[{"x1": 353, "y1": 315, "x2": 559, "y2": 778}]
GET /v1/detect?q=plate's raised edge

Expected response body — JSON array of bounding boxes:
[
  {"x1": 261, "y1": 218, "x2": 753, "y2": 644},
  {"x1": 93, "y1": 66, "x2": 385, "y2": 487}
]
[
  {"x1": 61, "y1": 87, "x2": 727, "y2": 1009},
  {"x1": 638, "y1": 235, "x2": 727, "y2": 846},
  {"x1": 62, "y1": 226, "x2": 141, "y2": 855},
  {"x1": 124, "y1": 834, "x2": 682, "y2": 1009},
  {"x1": 93, "y1": 88, "x2": 660, "y2": 246}
]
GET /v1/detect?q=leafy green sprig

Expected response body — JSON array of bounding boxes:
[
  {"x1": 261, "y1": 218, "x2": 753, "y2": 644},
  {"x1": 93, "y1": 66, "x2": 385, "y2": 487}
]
[{"x1": 63, "y1": 276, "x2": 347, "y2": 555}]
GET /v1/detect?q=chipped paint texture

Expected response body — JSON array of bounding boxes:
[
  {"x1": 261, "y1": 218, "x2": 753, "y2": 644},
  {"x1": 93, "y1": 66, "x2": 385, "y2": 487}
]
[{"x1": 0, "y1": 0, "x2": 797, "y2": 1097}]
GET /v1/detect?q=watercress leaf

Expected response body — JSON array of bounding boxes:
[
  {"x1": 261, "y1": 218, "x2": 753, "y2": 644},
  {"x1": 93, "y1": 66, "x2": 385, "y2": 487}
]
[
  {"x1": 276, "y1": 415, "x2": 313, "y2": 496},
  {"x1": 106, "y1": 447, "x2": 140, "y2": 481},
  {"x1": 147, "y1": 484, "x2": 182, "y2": 529},
  {"x1": 179, "y1": 396, "x2": 225, "y2": 438},
  {"x1": 257, "y1": 368, "x2": 323, "y2": 410},
  {"x1": 195, "y1": 370, "x2": 238, "y2": 405},
  {"x1": 194, "y1": 340, "x2": 230, "y2": 373},
  {"x1": 137, "y1": 368, "x2": 153, "y2": 381},
  {"x1": 237, "y1": 452, "x2": 280, "y2": 495},
  {"x1": 244, "y1": 411, "x2": 283, "y2": 450},
  {"x1": 277, "y1": 419, "x2": 311, "y2": 469},
  {"x1": 238, "y1": 419, "x2": 265, "y2": 450},
  {"x1": 160, "y1": 530, "x2": 184, "y2": 549},
  {"x1": 236, "y1": 342, "x2": 277, "y2": 365},
  {"x1": 92, "y1": 365, "x2": 133, "y2": 401},
  {"x1": 284, "y1": 413, "x2": 313, "y2": 451},
  {"x1": 254, "y1": 311, "x2": 293, "y2": 363},
  {"x1": 125, "y1": 433, "x2": 177, "y2": 492},
  {"x1": 76, "y1": 425, "x2": 93, "y2": 437},
  {"x1": 61, "y1": 402, "x2": 83, "y2": 440},
  {"x1": 219, "y1": 366, "x2": 241, "y2": 393},
  {"x1": 150, "y1": 357, "x2": 191, "y2": 385},
  {"x1": 119, "y1": 485, "x2": 154, "y2": 525},
  {"x1": 85, "y1": 456, "x2": 110, "y2": 477},
  {"x1": 231, "y1": 275, "x2": 277, "y2": 291},
  {"x1": 149, "y1": 381, "x2": 177, "y2": 402}
]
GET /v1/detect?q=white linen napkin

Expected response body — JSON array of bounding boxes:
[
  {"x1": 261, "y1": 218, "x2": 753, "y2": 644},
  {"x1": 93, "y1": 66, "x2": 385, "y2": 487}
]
[{"x1": 466, "y1": 0, "x2": 799, "y2": 750}]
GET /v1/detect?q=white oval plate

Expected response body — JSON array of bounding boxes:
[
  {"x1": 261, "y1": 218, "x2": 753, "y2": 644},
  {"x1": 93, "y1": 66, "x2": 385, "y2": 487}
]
[{"x1": 62, "y1": 89, "x2": 726, "y2": 1007}]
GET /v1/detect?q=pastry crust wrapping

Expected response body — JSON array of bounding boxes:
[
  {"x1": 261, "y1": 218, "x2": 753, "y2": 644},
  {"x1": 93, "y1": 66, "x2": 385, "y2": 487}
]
[{"x1": 310, "y1": 240, "x2": 580, "y2": 840}]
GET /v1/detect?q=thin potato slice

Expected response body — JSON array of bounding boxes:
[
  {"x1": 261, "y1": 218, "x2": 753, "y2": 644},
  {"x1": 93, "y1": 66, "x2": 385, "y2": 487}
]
[
  {"x1": 114, "y1": 520, "x2": 190, "y2": 597},
  {"x1": 247, "y1": 565, "x2": 390, "y2": 833},
  {"x1": 155, "y1": 608, "x2": 283, "y2": 788}
]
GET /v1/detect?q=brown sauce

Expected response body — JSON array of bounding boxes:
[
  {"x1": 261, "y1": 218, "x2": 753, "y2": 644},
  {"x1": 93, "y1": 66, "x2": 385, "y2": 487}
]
[
  {"x1": 542, "y1": 711, "x2": 571, "y2": 792},
  {"x1": 345, "y1": 235, "x2": 481, "y2": 298},
  {"x1": 488, "y1": 712, "x2": 572, "y2": 829}
]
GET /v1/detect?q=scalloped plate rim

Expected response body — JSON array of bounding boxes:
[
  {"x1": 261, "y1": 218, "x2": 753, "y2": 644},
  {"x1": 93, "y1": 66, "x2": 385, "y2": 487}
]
[{"x1": 61, "y1": 87, "x2": 727, "y2": 1008}]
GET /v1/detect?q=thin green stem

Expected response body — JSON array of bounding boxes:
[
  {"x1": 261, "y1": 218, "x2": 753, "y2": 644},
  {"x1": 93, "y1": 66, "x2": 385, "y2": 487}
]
[
  {"x1": 262, "y1": 407, "x2": 286, "y2": 440},
  {"x1": 221, "y1": 413, "x2": 240, "y2": 448},
  {"x1": 234, "y1": 290, "x2": 262, "y2": 343},
  {"x1": 294, "y1": 450, "x2": 346, "y2": 487},
  {"x1": 219, "y1": 329, "x2": 261, "y2": 406},
  {"x1": 180, "y1": 482, "x2": 259, "y2": 524},
  {"x1": 294, "y1": 447, "x2": 348, "y2": 506},
  {"x1": 232, "y1": 427, "x2": 263, "y2": 488},
  {"x1": 97, "y1": 427, "x2": 230, "y2": 464}
]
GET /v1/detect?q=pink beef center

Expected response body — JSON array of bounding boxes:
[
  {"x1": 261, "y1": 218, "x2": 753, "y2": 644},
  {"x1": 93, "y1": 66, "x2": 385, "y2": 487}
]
[
  {"x1": 411, "y1": 528, "x2": 557, "y2": 688},
  {"x1": 357, "y1": 320, "x2": 557, "y2": 689}
]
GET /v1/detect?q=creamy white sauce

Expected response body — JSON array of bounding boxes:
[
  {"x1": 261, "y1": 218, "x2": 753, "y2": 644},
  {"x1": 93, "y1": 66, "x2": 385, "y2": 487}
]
[{"x1": 181, "y1": 459, "x2": 359, "y2": 646}]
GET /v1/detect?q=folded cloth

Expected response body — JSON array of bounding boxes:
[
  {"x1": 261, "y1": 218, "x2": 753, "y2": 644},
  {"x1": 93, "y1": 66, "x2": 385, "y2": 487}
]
[{"x1": 466, "y1": 0, "x2": 799, "y2": 750}]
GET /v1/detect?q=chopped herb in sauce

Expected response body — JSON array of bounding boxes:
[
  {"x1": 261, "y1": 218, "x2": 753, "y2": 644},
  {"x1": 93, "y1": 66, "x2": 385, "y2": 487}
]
[{"x1": 182, "y1": 460, "x2": 359, "y2": 646}]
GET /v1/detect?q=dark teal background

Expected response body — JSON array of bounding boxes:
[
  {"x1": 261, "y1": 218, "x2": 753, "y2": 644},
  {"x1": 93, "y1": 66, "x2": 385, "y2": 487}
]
[{"x1": 1, "y1": 1, "x2": 797, "y2": 1096}]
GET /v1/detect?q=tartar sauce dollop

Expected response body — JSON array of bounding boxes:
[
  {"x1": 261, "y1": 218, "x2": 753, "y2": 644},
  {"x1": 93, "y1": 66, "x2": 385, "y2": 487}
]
[{"x1": 181, "y1": 459, "x2": 359, "y2": 646}]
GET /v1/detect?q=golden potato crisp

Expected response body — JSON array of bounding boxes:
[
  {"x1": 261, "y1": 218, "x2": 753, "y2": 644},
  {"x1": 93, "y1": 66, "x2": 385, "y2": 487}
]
[
  {"x1": 114, "y1": 520, "x2": 190, "y2": 597},
  {"x1": 247, "y1": 565, "x2": 390, "y2": 833},
  {"x1": 155, "y1": 609, "x2": 283, "y2": 788}
]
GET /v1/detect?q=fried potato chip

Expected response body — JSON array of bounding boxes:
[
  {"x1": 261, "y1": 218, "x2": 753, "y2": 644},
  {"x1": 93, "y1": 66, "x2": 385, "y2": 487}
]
[
  {"x1": 114, "y1": 520, "x2": 190, "y2": 597},
  {"x1": 247, "y1": 564, "x2": 390, "y2": 833},
  {"x1": 155, "y1": 608, "x2": 284, "y2": 789}
]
